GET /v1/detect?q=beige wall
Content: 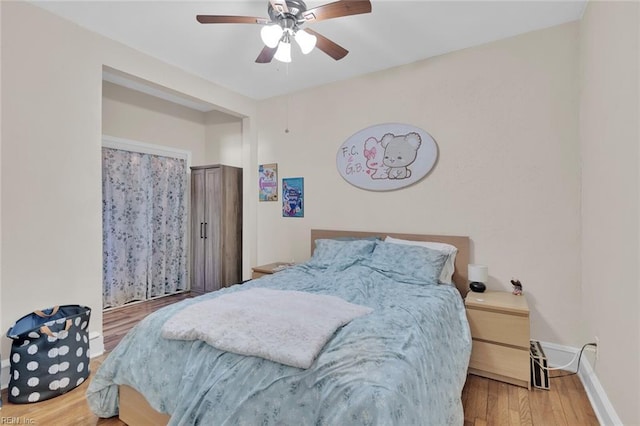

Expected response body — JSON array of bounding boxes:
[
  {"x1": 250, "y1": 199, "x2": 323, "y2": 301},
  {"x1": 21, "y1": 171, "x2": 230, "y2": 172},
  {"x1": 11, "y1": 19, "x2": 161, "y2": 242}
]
[
  {"x1": 0, "y1": 0, "x2": 3, "y2": 362},
  {"x1": 204, "y1": 113, "x2": 243, "y2": 167},
  {"x1": 103, "y1": 81, "x2": 244, "y2": 168},
  {"x1": 102, "y1": 81, "x2": 206, "y2": 163},
  {"x1": 256, "y1": 23, "x2": 582, "y2": 346},
  {"x1": 580, "y1": 1, "x2": 640, "y2": 424},
  {"x1": 0, "y1": 1, "x2": 256, "y2": 358}
]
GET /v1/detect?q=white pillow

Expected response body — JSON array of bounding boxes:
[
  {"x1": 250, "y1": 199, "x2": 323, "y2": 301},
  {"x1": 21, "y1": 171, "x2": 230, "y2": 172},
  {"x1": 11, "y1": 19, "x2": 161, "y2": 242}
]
[{"x1": 384, "y1": 236, "x2": 458, "y2": 285}]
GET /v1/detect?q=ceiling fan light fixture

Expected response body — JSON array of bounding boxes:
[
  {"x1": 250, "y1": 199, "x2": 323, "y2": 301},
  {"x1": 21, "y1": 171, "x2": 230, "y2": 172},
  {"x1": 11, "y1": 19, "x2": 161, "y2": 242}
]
[
  {"x1": 260, "y1": 24, "x2": 283, "y2": 48},
  {"x1": 197, "y1": 0, "x2": 372, "y2": 64},
  {"x1": 274, "y1": 39, "x2": 292, "y2": 63},
  {"x1": 294, "y1": 29, "x2": 317, "y2": 54}
]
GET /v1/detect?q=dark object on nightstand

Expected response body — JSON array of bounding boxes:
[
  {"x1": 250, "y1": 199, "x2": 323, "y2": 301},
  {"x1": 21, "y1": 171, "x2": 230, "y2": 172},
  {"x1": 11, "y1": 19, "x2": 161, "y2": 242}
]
[
  {"x1": 469, "y1": 281, "x2": 486, "y2": 293},
  {"x1": 511, "y1": 279, "x2": 523, "y2": 295}
]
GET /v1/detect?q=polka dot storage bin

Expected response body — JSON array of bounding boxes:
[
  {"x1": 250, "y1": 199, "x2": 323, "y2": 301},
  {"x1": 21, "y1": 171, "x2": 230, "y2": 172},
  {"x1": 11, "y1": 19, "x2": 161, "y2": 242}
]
[{"x1": 6, "y1": 305, "x2": 91, "y2": 404}]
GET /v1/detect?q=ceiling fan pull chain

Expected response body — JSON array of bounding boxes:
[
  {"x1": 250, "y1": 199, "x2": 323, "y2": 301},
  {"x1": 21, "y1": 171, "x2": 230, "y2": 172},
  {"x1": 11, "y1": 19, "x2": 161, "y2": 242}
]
[
  {"x1": 285, "y1": 94, "x2": 290, "y2": 134},
  {"x1": 284, "y1": 63, "x2": 290, "y2": 133}
]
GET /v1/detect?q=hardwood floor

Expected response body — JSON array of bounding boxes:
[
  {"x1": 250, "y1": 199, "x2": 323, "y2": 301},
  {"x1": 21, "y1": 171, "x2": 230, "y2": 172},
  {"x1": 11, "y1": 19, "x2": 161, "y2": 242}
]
[
  {"x1": 462, "y1": 372, "x2": 599, "y2": 425},
  {"x1": 102, "y1": 292, "x2": 193, "y2": 352},
  {"x1": 1, "y1": 293, "x2": 599, "y2": 425}
]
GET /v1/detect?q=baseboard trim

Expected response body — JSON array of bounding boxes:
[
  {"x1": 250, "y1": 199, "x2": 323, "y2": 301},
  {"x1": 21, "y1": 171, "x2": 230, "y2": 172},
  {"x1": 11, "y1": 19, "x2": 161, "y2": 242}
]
[
  {"x1": 1, "y1": 359, "x2": 9, "y2": 391},
  {"x1": 1, "y1": 333, "x2": 104, "y2": 390},
  {"x1": 540, "y1": 341, "x2": 622, "y2": 425},
  {"x1": 89, "y1": 331, "x2": 105, "y2": 359}
]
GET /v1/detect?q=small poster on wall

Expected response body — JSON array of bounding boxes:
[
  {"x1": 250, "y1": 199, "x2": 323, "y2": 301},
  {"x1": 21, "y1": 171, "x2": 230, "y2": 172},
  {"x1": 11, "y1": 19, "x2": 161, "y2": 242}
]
[
  {"x1": 282, "y1": 177, "x2": 304, "y2": 218},
  {"x1": 259, "y1": 163, "x2": 278, "y2": 201}
]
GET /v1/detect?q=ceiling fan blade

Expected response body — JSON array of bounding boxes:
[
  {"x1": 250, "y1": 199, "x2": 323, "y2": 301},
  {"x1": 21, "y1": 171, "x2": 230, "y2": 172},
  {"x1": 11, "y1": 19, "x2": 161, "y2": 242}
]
[
  {"x1": 305, "y1": 29, "x2": 348, "y2": 60},
  {"x1": 269, "y1": 0, "x2": 289, "y2": 15},
  {"x1": 256, "y1": 46, "x2": 278, "y2": 63},
  {"x1": 302, "y1": 0, "x2": 371, "y2": 23},
  {"x1": 197, "y1": 15, "x2": 269, "y2": 25}
]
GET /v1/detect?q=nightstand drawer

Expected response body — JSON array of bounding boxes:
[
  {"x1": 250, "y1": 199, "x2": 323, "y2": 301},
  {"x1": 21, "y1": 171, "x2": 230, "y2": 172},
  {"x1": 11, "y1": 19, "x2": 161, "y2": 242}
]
[
  {"x1": 467, "y1": 308, "x2": 529, "y2": 348},
  {"x1": 469, "y1": 340, "x2": 530, "y2": 383}
]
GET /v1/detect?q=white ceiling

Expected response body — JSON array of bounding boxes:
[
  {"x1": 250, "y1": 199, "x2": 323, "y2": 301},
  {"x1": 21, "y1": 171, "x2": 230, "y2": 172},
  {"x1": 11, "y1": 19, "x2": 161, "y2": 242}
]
[{"x1": 32, "y1": 1, "x2": 586, "y2": 100}]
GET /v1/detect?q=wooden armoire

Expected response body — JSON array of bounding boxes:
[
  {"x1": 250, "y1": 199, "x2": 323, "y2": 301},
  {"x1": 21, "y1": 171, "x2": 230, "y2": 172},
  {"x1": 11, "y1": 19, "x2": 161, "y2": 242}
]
[{"x1": 190, "y1": 164, "x2": 242, "y2": 294}]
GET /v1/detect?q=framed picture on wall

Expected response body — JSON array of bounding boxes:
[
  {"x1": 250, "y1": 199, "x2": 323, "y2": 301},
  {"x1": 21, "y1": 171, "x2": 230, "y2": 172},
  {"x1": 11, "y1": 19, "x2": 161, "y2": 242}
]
[
  {"x1": 282, "y1": 177, "x2": 304, "y2": 218},
  {"x1": 259, "y1": 163, "x2": 278, "y2": 201}
]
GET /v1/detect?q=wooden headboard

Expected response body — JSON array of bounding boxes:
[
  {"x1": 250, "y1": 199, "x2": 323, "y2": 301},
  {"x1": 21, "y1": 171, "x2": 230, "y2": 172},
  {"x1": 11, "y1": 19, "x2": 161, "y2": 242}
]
[{"x1": 310, "y1": 229, "x2": 470, "y2": 296}]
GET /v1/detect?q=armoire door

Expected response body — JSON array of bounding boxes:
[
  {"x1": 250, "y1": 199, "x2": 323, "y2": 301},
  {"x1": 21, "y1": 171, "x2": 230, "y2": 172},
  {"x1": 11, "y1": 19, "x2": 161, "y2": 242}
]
[
  {"x1": 190, "y1": 169, "x2": 206, "y2": 294},
  {"x1": 204, "y1": 167, "x2": 222, "y2": 292},
  {"x1": 219, "y1": 166, "x2": 243, "y2": 286}
]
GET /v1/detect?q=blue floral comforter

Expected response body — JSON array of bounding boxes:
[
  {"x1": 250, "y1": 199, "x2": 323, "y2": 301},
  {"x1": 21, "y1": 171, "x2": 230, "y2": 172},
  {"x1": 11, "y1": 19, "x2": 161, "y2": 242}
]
[{"x1": 87, "y1": 262, "x2": 471, "y2": 425}]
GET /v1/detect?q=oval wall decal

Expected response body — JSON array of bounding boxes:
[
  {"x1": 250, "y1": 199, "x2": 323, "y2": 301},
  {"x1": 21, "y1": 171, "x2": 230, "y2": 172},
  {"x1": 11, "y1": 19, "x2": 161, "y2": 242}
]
[{"x1": 336, "y1": 123, "x2": 438, "y2": 191}]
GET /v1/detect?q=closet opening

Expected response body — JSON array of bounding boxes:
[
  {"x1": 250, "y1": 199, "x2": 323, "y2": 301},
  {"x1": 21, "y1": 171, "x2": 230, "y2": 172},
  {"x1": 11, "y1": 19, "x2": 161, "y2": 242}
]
[{"x1": 102, "y1": 136, "x2": 191, "y2": 311}]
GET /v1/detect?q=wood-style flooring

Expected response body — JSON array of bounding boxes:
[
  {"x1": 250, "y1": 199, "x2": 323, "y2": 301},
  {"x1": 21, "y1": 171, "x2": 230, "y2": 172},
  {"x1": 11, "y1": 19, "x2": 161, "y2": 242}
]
[
  {"x1": 102, "y1": 292, "x2": 193, "y2": 352},
  {"x1": 1, "y1": 293, "x2": 599, "y2": 425},
  {"x1": 463, "y1": 371, "x2": 599, "y2": 425}
]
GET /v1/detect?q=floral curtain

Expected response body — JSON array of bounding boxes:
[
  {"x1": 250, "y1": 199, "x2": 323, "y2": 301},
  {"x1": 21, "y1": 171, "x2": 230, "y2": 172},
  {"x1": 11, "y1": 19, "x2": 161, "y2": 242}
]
[{"x1": 102, "y1": 148, "x2": 188, "y2": 309}]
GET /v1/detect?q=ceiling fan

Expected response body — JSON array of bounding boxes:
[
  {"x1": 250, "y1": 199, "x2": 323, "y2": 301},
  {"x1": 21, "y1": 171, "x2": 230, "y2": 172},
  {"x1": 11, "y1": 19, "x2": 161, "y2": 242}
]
[{"x1": 196, "y1": 0, "x2": 372, "y2": 64}]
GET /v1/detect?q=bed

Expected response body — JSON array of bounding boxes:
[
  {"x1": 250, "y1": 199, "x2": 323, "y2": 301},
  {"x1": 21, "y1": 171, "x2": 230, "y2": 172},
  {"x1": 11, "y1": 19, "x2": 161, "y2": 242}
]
[{"x1": 87, "y1": 229, "x2": 472, "y2": 425}]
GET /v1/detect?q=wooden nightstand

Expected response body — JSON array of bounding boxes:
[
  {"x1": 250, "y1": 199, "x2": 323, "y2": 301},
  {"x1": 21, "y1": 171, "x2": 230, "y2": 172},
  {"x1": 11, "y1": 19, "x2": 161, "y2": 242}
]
[
  {"x1": 251, "y1": 262, "x2": 293, "y2": 279},
  {"x1": 465, "y1": 291, "x2": 531, "y2": 389}
]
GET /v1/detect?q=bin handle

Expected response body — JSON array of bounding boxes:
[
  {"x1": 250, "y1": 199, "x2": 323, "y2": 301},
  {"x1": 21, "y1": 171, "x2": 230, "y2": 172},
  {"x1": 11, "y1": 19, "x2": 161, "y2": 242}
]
[
  {"x1": 34, "y1": 306, "x2": 60, "y2": 318},
  {"x1": 39, "y1": 319, "x2": 72, "y2": 337}
]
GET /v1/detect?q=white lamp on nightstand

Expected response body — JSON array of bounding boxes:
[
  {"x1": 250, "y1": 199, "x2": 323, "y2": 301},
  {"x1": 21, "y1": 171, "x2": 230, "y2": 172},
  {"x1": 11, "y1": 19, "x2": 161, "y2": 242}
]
[{"x1": 468, "y1": 264, "x2": 488, "y2": 293}]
